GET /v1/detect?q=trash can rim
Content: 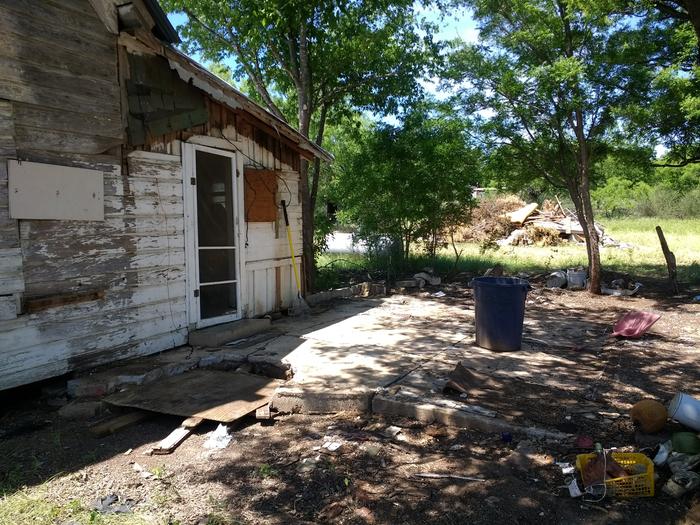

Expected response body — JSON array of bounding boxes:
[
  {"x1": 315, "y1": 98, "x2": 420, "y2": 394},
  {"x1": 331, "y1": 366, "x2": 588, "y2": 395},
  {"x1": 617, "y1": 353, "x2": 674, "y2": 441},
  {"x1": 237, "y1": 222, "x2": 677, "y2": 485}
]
[{"x1": 472, "y1": 276, "x2": 529, "y2": 287}]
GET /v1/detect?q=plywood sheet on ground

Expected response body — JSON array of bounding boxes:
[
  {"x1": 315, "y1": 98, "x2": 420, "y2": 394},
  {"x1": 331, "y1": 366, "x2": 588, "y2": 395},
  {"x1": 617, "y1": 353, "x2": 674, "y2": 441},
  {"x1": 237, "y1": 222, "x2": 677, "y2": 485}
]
[{"x1": 105, "y1": 370, "x2": 281, "y2": 423}]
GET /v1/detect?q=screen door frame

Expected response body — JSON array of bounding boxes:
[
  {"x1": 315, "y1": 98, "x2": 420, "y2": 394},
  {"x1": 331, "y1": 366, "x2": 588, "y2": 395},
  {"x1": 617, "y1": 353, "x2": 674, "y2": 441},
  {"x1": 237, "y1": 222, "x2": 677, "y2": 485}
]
[{"x1": 183, "y1": 143, "x2": 245, "y2": 329}]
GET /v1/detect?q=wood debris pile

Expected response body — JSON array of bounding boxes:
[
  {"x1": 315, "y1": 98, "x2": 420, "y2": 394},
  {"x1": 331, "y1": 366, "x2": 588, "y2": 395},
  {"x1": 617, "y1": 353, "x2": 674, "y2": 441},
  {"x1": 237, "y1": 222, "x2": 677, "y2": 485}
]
[{"x1": 497, "y1": 199, "x2": 623, "y2": 247}]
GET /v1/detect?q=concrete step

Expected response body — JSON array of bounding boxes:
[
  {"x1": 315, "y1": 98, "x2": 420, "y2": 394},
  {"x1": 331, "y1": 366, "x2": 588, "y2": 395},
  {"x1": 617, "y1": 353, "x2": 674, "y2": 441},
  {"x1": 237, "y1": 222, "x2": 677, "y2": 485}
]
[{"x1": 189, "y1": 318, "x2": 271, "y2": 347}]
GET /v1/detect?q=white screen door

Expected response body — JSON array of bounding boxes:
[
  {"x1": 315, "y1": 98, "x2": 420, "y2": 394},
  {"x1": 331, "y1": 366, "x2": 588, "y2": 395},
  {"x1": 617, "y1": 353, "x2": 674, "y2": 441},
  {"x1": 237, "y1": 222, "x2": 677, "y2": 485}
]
[{"x1": 184, "y1": 144, "x2": 242, "y2": 328}]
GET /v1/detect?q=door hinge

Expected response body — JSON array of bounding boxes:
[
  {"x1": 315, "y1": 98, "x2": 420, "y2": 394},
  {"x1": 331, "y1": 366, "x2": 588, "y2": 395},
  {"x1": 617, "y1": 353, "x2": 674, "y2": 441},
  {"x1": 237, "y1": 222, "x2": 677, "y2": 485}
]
[
  {"x1": 190, "y1": 177, "x2": 196, "y2": 185},
  {"x1": 193, "y1": 289, "x2": 200, "y2": 297}
]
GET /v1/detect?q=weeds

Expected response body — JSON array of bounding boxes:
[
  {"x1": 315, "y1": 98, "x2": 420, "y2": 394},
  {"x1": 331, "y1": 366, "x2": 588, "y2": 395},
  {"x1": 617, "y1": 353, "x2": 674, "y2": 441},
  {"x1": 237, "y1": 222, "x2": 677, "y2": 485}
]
[{"x1": 257, "y1": 464, "x2": 278, "y2": 478}]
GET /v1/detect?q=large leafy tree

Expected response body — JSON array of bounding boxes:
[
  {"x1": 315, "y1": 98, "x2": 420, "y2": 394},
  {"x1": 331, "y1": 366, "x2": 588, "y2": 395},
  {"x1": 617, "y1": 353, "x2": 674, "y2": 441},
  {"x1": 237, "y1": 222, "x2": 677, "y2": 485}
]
[
  {"x1": 328, "y1": 103, "x2": 480, "y2": 261},
  {"x1": 569, "y1": 1, "x2": 700, "y2": 166},
  {"x1": 161, "y1": 0, "x2": 437, "y2": 290},
  {"x1": 448, "y1": 0, "x2": 662, "y2": 293}
]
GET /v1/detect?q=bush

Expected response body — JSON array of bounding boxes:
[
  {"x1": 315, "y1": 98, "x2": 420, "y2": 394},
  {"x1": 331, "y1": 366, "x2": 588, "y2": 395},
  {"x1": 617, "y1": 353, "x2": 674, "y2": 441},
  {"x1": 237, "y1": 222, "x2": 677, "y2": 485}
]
[{"x1": 677, "y1": 187, "x2": 700, "y2": 218}]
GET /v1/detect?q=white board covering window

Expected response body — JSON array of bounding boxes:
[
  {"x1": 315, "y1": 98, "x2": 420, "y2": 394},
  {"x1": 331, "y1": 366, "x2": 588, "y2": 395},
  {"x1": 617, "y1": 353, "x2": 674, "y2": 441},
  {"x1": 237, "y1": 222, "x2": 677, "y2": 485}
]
[{"x1": 8, "y1": 160, "x2": 104, "y2": 221}]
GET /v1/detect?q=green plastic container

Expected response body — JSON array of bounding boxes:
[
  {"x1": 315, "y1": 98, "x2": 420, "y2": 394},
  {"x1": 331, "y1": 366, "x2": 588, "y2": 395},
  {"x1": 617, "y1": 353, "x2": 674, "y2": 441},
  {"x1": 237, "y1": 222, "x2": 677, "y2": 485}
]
[{"x1": 672, "y1": 432, "x2": 700, "y2": 454}]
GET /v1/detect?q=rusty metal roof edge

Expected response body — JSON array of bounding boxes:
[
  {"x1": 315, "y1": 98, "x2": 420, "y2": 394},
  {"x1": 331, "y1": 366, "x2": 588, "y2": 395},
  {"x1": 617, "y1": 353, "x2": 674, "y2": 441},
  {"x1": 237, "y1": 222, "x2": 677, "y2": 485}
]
[{"x1": 163, "y1": 45, "x2": 334, "y2": 163}]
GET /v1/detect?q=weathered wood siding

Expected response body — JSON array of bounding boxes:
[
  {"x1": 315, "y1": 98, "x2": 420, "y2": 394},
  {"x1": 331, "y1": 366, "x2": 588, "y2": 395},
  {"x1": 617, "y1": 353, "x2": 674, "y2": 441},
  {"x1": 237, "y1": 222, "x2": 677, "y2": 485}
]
[
  {"x1": 0, "y1": 151, "x2": 188, "y2": 390},
  {"x1": 0, "y1": 4, "x2": 309, "y2": 389},
  {"x1": 0, "y1": 1, "x2": 190, "y2": 390},
  {"x1": 138, "y1": 96, "x2": 304, "y2": 318}
]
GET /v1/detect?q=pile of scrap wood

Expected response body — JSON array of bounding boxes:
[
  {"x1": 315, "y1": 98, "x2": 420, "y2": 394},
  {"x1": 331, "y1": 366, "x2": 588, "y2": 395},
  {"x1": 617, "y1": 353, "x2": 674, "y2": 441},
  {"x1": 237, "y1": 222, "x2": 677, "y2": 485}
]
[{"x1": 497, "y1": 199, "x2": 623, "y2": 247}]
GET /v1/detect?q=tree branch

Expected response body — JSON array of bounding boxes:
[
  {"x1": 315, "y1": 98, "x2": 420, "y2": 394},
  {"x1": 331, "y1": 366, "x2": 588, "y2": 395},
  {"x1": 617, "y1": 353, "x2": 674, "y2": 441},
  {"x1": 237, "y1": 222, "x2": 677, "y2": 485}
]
[
  {"x1": 652, "y1": 156, "x2": 700, "y2": 167},
  {"x1": 183, "y1": 9, "x2": 288, "y2": 122}
]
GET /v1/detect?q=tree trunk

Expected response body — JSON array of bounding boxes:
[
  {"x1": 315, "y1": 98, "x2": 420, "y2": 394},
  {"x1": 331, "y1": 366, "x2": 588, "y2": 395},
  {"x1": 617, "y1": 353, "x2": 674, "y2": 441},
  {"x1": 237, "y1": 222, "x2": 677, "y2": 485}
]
[
  {"x1": 682, "y1": 1, "x2": 700, "y2": 61},
  {"x1": 566, "y1": 174, "x2": 602, "y2": 295},
  {"x1": 579, "y1": 177, "x2": 602, "y2": 294},
  {"x1": 298, "y1": 160, "x2": 315, "y2": 294}
]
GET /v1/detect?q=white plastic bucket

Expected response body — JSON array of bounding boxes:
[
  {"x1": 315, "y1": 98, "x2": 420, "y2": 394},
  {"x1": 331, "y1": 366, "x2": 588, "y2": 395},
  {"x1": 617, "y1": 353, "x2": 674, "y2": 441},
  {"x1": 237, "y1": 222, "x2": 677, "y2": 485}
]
[{"x1": 668, "y1": 393, "x2": 700, "y2": 431}]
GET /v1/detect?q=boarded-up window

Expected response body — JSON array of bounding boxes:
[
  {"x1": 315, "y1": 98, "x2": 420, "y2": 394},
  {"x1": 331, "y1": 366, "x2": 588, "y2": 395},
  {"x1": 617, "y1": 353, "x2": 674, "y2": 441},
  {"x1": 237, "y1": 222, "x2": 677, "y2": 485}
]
[
  {"x1": 244, "y1": 168, "x2": 278, "y2": 222},
  {"x1": 8, "y1": 160, "x2": 104, "y2": 221}
]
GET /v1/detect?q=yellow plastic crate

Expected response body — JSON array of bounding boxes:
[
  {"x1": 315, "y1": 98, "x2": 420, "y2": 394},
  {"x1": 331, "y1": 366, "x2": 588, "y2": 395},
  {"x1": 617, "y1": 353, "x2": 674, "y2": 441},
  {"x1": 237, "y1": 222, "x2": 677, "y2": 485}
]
[{"x1": 576, "y1": 452, "x2": 654, "y2": 498}]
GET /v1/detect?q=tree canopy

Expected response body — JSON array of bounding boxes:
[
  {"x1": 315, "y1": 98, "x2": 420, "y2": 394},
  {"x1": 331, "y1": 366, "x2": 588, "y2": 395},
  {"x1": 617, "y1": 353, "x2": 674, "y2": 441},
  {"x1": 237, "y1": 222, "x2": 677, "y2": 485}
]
[
  {"x1": 446, "y1": 0, "x2": 668, "y2": 292},
  {"x1": 162, "y1": 0, "x2": 439, "y2": 289},
  {"x1": 327, "y1": 103, "x2": 480, "y2": 260}
]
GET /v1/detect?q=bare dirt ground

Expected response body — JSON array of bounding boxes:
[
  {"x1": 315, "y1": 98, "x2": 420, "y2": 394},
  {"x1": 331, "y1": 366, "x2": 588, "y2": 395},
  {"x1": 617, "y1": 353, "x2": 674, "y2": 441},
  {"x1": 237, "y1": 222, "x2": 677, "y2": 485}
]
[{"x1": 1, "y1": 276, "x2": 700, "y2": 525}]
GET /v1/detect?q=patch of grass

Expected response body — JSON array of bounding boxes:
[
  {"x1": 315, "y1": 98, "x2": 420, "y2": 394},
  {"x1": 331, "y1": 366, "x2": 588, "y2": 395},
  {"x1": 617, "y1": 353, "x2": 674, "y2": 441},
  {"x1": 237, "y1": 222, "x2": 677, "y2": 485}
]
[
  {"x1": 257, "y1": 463, "x2": 278, "y2": 478},
  {"x1": 150, "y1": 464, "x2": 167, "y2": 479},
  {"x1": 0, "y1": 488, "x2": 150, "y2": 525}
]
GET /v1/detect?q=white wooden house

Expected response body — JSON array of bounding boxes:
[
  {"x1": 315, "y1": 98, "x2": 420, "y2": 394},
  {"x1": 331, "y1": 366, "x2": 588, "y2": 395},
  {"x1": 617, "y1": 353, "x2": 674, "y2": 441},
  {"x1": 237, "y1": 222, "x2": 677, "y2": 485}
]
[{"x1": 0, "y1": 0, "x2": 331, "y2": 390}]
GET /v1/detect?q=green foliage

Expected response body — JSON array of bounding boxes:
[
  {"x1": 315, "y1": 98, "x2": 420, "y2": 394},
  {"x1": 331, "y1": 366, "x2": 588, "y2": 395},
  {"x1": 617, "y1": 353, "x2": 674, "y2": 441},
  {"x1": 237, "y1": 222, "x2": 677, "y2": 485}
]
[
  {"x1": 592, "y1": 158, "x2": 700, "y2": 218},
  {"x1": 326, "y1": 103, "x2": 480, "y2": 260},
  {"x1": 448, "y1": 0, "x2": 662, "y2": 190},
  {"x1": 317, "y1": 217, "x2": 700, "y2": 288},
  {"x1": 161, "y1": 0, "x2": 438, "y2": 128}
]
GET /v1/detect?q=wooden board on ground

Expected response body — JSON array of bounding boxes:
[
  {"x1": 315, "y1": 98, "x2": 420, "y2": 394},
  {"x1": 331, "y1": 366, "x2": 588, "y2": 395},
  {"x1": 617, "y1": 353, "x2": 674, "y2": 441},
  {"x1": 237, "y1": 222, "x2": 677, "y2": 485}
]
[
  {"x1": 105, "y1": 370, "x2": 282, "y2": 423},
  {"x1": 90, "y1": 410, "x2": 151, "y2": 437},
  {"x1": 152, "y1": 427, "x2": 191, "y2": 455}
]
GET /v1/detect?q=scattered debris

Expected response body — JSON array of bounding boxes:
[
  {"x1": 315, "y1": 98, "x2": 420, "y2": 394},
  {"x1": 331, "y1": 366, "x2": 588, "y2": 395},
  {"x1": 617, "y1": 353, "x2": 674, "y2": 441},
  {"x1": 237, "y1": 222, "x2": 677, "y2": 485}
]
[
  {"x1": 546, "y1": 271, "x2": 567, "y2": 289},
  {"x1": 600, "y1": 283, "x2": 644, "y2": 297},
  {"x1": 653, "y1": 441, "x2": 672, "y2": 466},
  {"x1": 578, "y1": 451, "x2": 654, "y2": 498},
  {"x1": 566, "y1": 478, "x2": 583, "y2": 498},
  {"x1": 203, "y1": 424, "x2": 233, "y2": 450},
  {"x1": 297, "y1": 456, "x2": 320, "y2": 473},
  {"x1": 672, "y1": 432, "x2": 700, "y2": 454},
  {"x1": 455, "y1": 195, "x2": 525, "y2": 243},
  {"x1": 663, "y1": 471, "x2": 700, "y2": 498},
  {"x1": 383, "y1": 425, "x2": 403, "y2": 438},
  {"x1": 668, "y1": 452, "x2": 700, "y2": 474},
  {"x1": 566, "y1": 268, "x2": 587, "y2": 290},
  {"x1": 58, "y1": 400, "x2": 104, "y2": 420},
  {"x1": 556, "y1": 462, "x2": 576, "y2": 475},
  {"x1": 494, "y1": 200, "x2": 619, "y2": 247},
  {"x1": 255, "y1": 404, "x2": 272, "y2": 420},
  {"x1": 611, "y1": 311, "x2": 661, "y2": 338},
  {"x1": 132, "y1": 462, "x2": 154, "y2": 479},
  {"x1": 668, "y1": 392, "x2": 700, "y2": 432},
  {"x1": 182, "y1": 416, "x2": 205, "y2": 428},
  {"x1": 413, "y1": 272, "x2": 441, "y2": 287},
  {"x1": 320, "y1": 439, "x2": 345, "y2": 454},
  {"x1": 430, "y1": 291, "x2": 446, "y2": 298},
  {"x1": 630, "y1": 399, "x2": 668, "y2": 434},
  {"x1": 412, "y1": 472, "x2": 486, "y2": 482},
  {"x1": 90, "y1": 493, "x2": 134, "y2": 514}
]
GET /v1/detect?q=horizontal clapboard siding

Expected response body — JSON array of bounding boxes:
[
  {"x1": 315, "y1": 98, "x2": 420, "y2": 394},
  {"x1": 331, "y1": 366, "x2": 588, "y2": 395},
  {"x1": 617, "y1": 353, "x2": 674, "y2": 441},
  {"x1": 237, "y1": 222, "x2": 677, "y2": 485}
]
[
  {"x1": 0, "y1": 0, "x2": 122, "y2": 155},
  {"x1": 0, "y1": 150, "x2": 187, "y2": 390}
]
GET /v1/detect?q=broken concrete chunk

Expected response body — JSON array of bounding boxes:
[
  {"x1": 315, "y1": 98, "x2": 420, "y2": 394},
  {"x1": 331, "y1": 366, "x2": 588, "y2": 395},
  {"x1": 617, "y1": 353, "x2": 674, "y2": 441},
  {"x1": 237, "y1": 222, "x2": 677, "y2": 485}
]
[
  {"x1": 58, "y1": 400, "x2": 104, "y2": 420},
  {"x1": 413, "y1": 272, "x2": 441, "y2": 286}
]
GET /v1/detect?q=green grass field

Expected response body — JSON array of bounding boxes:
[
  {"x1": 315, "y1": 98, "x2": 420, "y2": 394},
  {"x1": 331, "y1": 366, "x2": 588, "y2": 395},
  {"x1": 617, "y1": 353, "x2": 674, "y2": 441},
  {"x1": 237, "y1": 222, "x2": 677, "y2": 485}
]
[{"x1": 316, "y1": 218, "x2": 700, "y2": 290}]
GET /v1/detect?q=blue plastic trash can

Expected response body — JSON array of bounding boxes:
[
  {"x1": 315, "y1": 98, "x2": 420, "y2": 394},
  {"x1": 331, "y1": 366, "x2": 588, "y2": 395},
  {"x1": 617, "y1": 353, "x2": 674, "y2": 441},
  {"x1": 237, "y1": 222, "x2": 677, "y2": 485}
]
[{"x1": 473, "y1": 277, "x2": 529, "y2": 351}]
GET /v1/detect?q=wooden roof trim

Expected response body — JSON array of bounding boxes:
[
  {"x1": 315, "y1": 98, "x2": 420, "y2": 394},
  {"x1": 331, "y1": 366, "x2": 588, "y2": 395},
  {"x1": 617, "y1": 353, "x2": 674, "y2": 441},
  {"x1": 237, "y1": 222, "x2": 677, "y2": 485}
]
[{"x1": 163, "y1": 46, "x2": 333, "y2": 163}]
